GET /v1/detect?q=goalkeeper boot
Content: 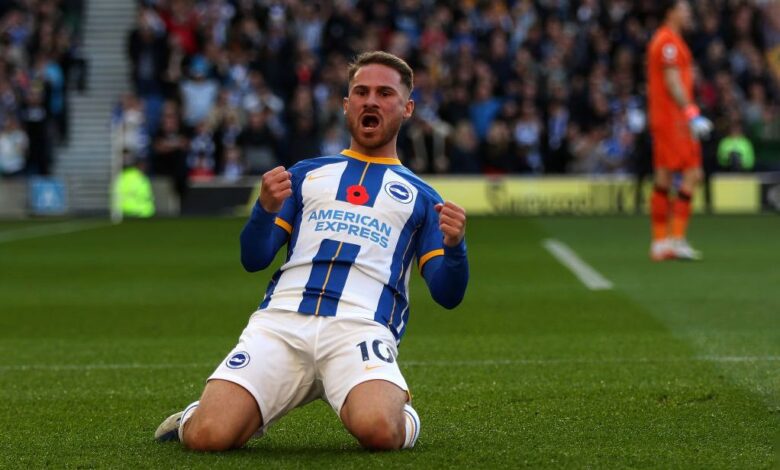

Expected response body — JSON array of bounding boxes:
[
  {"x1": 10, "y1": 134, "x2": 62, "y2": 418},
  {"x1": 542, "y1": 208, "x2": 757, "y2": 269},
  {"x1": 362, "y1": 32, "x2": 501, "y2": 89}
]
[
  {"x1": 671, "y1": 238, "x2": 702, "y2": 261},
  {"x1": 154, "y1": 411, "x2": 183, "y2": 442}
]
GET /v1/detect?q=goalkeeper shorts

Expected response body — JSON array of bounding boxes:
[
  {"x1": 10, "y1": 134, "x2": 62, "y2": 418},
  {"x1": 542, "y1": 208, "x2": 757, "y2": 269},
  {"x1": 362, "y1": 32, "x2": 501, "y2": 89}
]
[{"x1": 651, "y1": 123, "x2": 702, "y2": 171}]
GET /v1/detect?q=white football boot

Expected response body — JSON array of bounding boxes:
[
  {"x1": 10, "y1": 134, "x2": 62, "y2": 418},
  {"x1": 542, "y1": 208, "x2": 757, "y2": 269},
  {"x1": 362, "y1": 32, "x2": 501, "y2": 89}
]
[
  {"x1": 671, "y1": 238, "x2": 702, "y2": 261},
  {"x1": 154, "y1": 411, "x2": 183, "y2": 442},
  {"x1": 650, "y1": 238, "x2": 674, "y2": 262}
]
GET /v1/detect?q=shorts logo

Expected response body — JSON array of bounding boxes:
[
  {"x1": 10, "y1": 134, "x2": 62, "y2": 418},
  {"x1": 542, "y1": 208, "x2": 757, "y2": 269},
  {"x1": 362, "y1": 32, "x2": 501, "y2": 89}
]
[
  {"x1": 226, "y1": 351, "x2": 250, "y2": 369},
  {"x1": 384, "y1": 182, "x2": 413, "y2": 204}
]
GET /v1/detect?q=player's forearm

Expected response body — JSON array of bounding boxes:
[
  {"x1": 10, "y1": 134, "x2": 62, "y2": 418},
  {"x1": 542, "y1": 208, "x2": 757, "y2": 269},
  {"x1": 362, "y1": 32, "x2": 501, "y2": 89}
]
[
  {"x1": 239, "y1": 202, "x2": 288, "y2": 272},
  {"x1": 422, "y1": 241, "x2": 469, "y2": 309},
  {"x1": 663, "y1": 67, "x2": 690, "y2": 109}
]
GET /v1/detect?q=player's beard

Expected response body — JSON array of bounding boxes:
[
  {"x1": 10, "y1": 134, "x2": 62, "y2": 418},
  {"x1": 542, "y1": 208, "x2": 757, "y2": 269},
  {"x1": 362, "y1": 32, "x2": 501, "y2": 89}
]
[{"x1": 346, "y1": 110, "x2": 403, "y2": 152}]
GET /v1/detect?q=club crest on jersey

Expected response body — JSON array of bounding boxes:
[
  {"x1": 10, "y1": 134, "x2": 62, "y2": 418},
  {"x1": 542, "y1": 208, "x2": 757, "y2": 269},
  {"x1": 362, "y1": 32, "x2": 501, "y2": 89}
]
[
  {"x1": 384, "y1": 182, "x2": 413, "y2": 204},
  {"x1": 226, "y1": 351, "x2": 250, "y2": 369},
  {"x1": 346, "y1": 185, "x2": 369, "y2": 205},
  {"x1": 662, "y1": 44, "x2": 677, "y2": 61}
]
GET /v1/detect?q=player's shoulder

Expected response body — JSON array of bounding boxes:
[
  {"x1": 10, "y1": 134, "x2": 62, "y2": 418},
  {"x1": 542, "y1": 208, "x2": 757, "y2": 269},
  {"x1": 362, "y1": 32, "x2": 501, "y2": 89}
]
[
  {"x1": 649, "y1": 26, "x2": 676, "y2": 49},
  {"x1": 649, "y1": 27, "x2": 686, "y2": 63},
  {"x1": 288, "y1": 155, "x2": 348, "y2": 176},
  {"x1": 387, "y1": 165, "x2": 443, "y2": 205}
]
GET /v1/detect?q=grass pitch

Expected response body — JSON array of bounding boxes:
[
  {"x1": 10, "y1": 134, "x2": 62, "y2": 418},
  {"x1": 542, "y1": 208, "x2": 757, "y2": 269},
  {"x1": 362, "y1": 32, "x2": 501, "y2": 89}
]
[{"x1": 0, "y1": 215, "x2": 778, "y2": 468}]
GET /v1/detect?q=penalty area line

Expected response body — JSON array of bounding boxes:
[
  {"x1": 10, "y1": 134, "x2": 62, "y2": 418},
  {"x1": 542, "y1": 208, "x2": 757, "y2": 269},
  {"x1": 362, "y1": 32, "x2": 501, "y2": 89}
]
[{"x1": 542, "y1": 238, "x2": 613, "y2": 290}]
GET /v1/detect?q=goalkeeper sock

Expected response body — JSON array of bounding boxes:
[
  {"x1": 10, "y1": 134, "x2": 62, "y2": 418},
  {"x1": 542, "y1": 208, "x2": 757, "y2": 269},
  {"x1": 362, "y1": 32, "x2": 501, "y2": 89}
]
[
  {"x1": 671, "y1": 190, "x2": 692, "y2": 239},
  {"x1": 177, "y1": 401, "x2": 200, "y2": 442},
  {"x1": 402, "y1": 403, "x2": 420, "y2": 449},
  {"x1": 650, "y1": 186, "x2": 670, "y2": 241}
]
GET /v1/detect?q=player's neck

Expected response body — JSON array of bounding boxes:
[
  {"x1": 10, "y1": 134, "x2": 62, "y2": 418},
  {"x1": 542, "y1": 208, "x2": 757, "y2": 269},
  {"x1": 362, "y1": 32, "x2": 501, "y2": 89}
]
[
  {"x1": 664, "y1": 20, "x2": 682, "y2": 35},
  {"x1": 348, "y1": 139, "x2": 399, "y2": 160}
]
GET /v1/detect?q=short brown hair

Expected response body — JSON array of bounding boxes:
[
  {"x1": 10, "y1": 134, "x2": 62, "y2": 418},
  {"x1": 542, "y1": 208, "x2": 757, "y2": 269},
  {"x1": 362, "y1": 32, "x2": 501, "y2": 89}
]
[
  {"x1": 659, "y1": 0, "x2": 682, "y2": 19},
  {"x1": 347, "y1": 51, "x2": 414, "y2": 94}
]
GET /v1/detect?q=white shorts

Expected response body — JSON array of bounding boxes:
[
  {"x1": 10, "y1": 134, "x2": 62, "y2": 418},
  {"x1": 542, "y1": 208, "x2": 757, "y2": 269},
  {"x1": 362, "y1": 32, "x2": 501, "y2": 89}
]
[{"x1": 208, "y1": 309, "x2": 409, "y2": 433}]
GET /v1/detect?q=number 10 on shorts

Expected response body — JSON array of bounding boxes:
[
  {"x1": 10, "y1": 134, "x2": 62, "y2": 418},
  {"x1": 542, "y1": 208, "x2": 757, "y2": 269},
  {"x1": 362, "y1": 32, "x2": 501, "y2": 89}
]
[{"x1": 357, "y1": 340, "x2": 395, "y2": 363}]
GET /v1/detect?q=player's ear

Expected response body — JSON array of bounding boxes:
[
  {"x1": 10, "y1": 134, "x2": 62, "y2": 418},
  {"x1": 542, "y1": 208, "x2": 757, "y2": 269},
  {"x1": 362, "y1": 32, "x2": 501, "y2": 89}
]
[{"x1": 404, "y1": 99, "x2": 414, "y2": 119}]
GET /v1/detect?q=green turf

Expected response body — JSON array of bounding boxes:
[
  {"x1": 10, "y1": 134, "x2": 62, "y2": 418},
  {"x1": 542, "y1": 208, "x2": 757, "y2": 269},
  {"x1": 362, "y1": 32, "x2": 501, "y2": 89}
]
[{"x1": 0, "y1": 216, "x2": 778, "y2": 468}]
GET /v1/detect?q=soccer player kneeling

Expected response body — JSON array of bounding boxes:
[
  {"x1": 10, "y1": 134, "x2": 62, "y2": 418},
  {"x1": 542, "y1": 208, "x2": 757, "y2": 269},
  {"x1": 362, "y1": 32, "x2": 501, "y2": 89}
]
[{"x1": 154, "y1": 51, "x2": 468, "y2": 451}]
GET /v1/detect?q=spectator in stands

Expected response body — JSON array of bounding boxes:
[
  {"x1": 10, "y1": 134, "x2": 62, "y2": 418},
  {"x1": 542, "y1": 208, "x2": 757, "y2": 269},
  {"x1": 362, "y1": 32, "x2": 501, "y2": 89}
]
[
  {"x1": 180, "y1": 55, "x2": 219, "y2": 128},
  {"x1": 0, "y1": 115, "x2": 27, "y2": 177},
  {"x1": 113, "y1": 92, "x2": 149, "y2": 159},
  {"x1": 242, "y1": 70, "x2": 284, "y2": 126},
  {"x1": 204, "y1": 91, "x2": 239, "y2": 169},
  {"x1": 284, "y1": 84, "x2": 320, "y2": 164},
  {"x1": 448, "y1": 120, "x2": 480, "y2": 174},
  {"x1": 286, "y1": 111, "x2": 320, "y2": 165},
  {"x1": 542, "y1": 98, "x2": 572, "y2": 174},
  {"x1": 470, "y1": 81, "x2": 502, "y2": 141},
  {"x1": 31, "y1": 52, "x2": 65, "y2": 141},
  {"x1": 221, "y1": 144, "x2": 244, "y2": 182},
  {"x1": 439, "y1": 85, "x2": 472, "y2": 127},
  {"x1": 115, "y1": 149, "x2": 155, "y2": 218},
  {"x1": 187, "y1": 120, "x2": 216, "y2": 178},
  {"x1": 158, "y1": 0, "x2": 199, "y2": 56},
  {"x1": 188, "y1": 152, "x2": 215, "y2": 182},
  {"x1": 0, "y1": 78, "x2": 21, "y2": 123},
  {"x1": 238, "y1": 107, "x2": 281, "y2": 174},
  {"x1": 320, "y1": 121, "x2": 349, "y2": 157},
  {"x1": 569, "y1": 122, "x2": 609, "y2": 175},
  {"x1": 481, "y1": 120, "x2": 515, "y2": 174},
  {"x1": 405, "y1": 114, "x2": 449, "y2": 174},
  {"x1": 512, "y1": 100, "x2": 543, "y2": 173},
  {"x1": 152, "y1": 101, "x2": 188, "y2": 200},
  {"x1": 128, "y1": 7, "x2": 168, "y2": 98},
  {"x1": 22, "y1": 86, "x2": 52, "y2": 175},
  {"x1": 717, "y1": 117, "x2": 755, "y2": 172}
]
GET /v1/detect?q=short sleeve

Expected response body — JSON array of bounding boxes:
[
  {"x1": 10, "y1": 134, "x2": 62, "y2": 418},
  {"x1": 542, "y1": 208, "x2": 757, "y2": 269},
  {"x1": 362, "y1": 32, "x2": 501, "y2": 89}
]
[
  {"x1": 659, "y1": 40, "x2": 682, "y2": 67},
  {"x1": 415, "y1": 191, "x2": 445, "y2": 273}
]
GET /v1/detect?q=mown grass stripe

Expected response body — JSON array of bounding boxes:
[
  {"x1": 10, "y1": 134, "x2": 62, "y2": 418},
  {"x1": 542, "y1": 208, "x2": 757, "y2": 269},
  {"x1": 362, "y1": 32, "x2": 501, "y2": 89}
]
[{"x1": 2, "y1": 356, "x2": 778, "y2": 372}]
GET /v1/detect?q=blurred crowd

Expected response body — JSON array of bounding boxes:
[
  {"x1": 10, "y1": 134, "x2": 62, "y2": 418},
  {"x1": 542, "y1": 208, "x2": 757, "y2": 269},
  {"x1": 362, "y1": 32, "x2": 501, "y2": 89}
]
[
  {"x1": 0, "y1": 0, "x2": 85, "y2": 177},
  {"x1": 113, "y1": 0, "x2": 780, "y2": 194}
]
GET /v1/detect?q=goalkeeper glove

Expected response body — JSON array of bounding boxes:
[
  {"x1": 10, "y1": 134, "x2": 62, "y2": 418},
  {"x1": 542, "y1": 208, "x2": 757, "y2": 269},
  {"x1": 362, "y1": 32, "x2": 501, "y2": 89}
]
[{"x1": 684, "y1": 104, "x2": 713, "y2": 140}]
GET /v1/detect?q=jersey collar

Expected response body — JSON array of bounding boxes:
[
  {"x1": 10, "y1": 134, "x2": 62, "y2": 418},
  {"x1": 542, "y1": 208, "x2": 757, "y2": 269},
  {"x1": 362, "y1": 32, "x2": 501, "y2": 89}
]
[{"x1": 341, "y1": 149, "x2": 401, "y2": 165}]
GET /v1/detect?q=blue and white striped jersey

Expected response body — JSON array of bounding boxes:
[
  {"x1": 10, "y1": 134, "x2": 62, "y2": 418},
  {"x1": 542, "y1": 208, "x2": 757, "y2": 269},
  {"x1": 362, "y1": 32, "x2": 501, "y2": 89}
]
[{"x1": 246, "y1": 149, "x2": 459, "y2": 341}]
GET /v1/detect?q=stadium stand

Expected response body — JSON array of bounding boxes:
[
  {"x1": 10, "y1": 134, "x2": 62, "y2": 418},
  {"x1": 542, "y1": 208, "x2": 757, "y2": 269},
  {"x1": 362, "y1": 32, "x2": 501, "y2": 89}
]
[
  {"x1": 5, "y1": 1, "x2": 778, "y2": 214},
  {"x1": 0, "y1": 0, "x2": 85, "y2": 177},
  {"x1": 115, "y1": 0, "x2": 779, "y2": 191}
]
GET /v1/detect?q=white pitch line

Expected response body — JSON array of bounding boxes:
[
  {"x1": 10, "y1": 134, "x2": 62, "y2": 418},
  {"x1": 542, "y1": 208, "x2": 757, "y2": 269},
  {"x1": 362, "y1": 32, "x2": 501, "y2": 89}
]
[
  {"x1": 0, "y1": 362, "x2": 212, "y2": 372},
  {"x1": 408, "y1": 357, "x2": 780, "y2": 366},
  {"x1": 0, "y1": 221, "x2": 107, "y2": 244},
  {"x1": 542, "y1": 238, "x2": 613, "y2": 290},
  {"x1": 1, "y1": 356, "x2": 779, "y2": 372}
]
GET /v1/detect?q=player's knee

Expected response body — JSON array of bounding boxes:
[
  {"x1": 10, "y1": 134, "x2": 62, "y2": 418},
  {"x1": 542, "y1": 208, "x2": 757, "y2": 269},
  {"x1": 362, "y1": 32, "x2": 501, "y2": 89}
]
[
  {"x1": 182, "y1": 417, "x2": 240, "y2": 452},
  {"x1": 351, "y1": 412, "x2": 404, "y2": 451}
]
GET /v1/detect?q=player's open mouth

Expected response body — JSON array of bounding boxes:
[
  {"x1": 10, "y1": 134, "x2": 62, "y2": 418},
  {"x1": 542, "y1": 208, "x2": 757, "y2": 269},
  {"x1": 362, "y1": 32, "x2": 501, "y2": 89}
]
[{"x1": 361, "y1": 114, "x2": 380, "y2": 130}]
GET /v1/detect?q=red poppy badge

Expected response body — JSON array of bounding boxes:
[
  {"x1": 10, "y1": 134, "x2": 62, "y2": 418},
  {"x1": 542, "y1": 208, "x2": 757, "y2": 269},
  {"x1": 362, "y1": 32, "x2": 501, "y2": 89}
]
[{"x1": 346, "y1": 184, "x2": 369, "y2": 205}]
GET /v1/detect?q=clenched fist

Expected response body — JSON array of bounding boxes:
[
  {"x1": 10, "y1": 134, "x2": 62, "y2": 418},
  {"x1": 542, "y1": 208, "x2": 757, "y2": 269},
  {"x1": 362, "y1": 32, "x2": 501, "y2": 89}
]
[
  {"x1": 434, "y1": 201, "x2": 466, "y2": 247},
  {"x1": 259, "y1": 166, "x2": 292, "y2": 213}
]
